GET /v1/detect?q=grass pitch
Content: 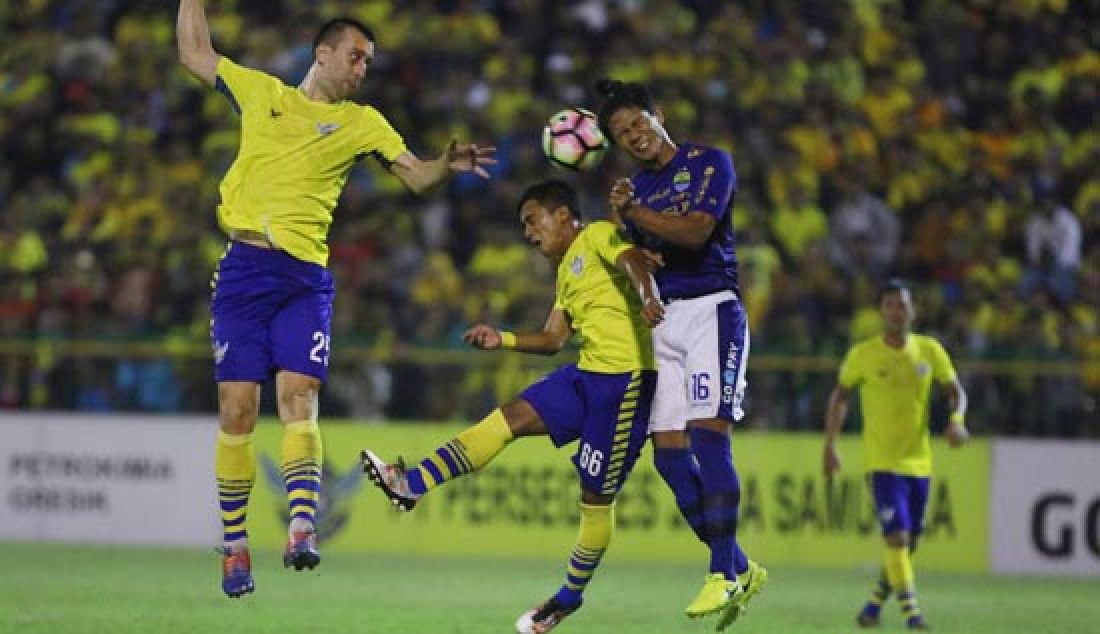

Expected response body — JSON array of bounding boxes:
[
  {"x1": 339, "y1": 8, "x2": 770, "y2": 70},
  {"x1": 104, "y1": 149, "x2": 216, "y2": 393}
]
[{"x1": 4, "y1": 544, "x2": 1097, "y2": 634}]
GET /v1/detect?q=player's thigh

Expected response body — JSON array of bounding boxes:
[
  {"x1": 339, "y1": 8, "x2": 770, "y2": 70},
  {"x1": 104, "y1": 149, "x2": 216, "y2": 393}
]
[
  {"x1": 210, "y1": 259, "x2": 278, "y2": 383},
  {"x1": 869, "y1": 471, "x2": 913, "y2": 538},
  {"x1": 905, "y1": 476, "x2": 932, "y2": 538},
  {"x1": 649, "y1": 314, "x2": 688, "y2": 432},
  {"x1": 270, "y1": 285, "x2": 335, "y2": 382},
  {"x1": 575, "y1": 369, "x2": 657, "y2": 497},
  {"x1": 518, "y1": 364, "x2": 584, "y2": 444},
  {"x1": 683, "y1": 297, "x2": 750, "y2": 423}
]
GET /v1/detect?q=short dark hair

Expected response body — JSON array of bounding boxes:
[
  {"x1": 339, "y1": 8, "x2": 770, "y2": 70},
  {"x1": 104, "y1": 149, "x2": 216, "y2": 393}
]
[
  {"x1": 879, "y1": 278, "x2": 910, "y2": 301},
  {"x1": 517, "y1": 180, "x2": 581, "y2": 220},
  {"x1": 595, "y1": 78, "x2": 655, "y2": 142},
  {"x1": 312, "y1": 18, "x2": 374, "y2": 57}
]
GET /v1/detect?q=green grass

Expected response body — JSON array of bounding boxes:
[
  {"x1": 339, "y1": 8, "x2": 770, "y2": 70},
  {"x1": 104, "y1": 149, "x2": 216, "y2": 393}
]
[{"x1": 3, "y1": 544, "x2": 1097, "y2": 634}]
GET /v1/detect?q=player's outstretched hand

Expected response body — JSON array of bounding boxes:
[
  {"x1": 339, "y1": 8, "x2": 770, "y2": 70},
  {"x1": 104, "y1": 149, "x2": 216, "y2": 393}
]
[
  {"x1": 945, "y1": 422, "x2": 970, "y2": 448},
  {"x1": 641, "y1": 296, "x2": 664, "y2": 328},
  {"x1": 823, "y1": 442, "x2": 841, "y2": 479},
  {"x1": 609, "y1": 178, "x2": 635, "y2": 214},
  {"x1": 445, "y1": 139, "x2": 497, "y2": 179},
  {"x1": 463, "y1": 324, "x2": 502, "y2": 349}
]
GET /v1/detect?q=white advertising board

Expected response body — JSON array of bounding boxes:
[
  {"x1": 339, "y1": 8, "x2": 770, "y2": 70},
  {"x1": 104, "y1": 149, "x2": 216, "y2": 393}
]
[
  {"x1": 1, "y1": 415, "x2": 221, "y2": 546},
  {"x1": 991, "y1": 439, "x2": 1100, "y2": 576}
]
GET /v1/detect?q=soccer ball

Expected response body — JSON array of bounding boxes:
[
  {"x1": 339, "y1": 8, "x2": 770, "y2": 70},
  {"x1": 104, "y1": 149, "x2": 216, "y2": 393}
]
[{"x1": 542, "y1": 107, "x2": 609, "y2": 171}]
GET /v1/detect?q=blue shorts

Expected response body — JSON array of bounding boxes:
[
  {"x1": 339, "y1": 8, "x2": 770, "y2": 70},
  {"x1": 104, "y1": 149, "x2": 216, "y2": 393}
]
[
  {"x1": 210, "y1": 241, "x2": 334, "y2": 382},
  {"x1": 521, "y1": 364, "x2": 656, "y2": 496},
  {"x1": 869, "y1": 472, "x2": 931, "y2": 537}
]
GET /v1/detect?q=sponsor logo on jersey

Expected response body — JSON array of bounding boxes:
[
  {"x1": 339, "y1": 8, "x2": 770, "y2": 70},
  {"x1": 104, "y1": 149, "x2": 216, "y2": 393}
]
[{"x1": 316, "y1": 122, "x2": 340, "y2": 136}]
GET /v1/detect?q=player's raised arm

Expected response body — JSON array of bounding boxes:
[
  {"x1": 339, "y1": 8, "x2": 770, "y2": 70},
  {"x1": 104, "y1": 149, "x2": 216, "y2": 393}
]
[
  {"x1": 177, "y1": 0, "x2": 221, "y2": 86},
  {"x1": 614, "y1": 247, "x2": 664, "y2": 327},
  {"x1": 609, "y1": 178, "x2": 717, "y2": 249},
  {"x1": 823, "y1": 384, "x2": 852, "y2": 478},
  {"x1": 390, "y1": 140, "x2": 497, "y2": 195},
  {"x1": 463, "y1": 308, "x2": 572, "y2": 355}
]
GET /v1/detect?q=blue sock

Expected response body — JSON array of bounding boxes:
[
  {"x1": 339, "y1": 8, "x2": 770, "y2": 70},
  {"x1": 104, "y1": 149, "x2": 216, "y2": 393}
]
[
  {"x1": 690, "y1": 427, "x2": 749, "y2": 578},
  {"x1": 653, "y1": 448, "x2": 706, "y2": 543}
]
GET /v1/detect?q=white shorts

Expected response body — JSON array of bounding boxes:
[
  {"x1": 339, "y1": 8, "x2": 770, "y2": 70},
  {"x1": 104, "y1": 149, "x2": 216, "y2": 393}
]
[{"x1": 648, "y1": 290, "x2": 750, "y2": 432}]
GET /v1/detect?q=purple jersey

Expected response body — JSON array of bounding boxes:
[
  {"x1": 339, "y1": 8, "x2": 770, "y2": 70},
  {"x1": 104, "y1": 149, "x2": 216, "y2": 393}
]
[{"x1": 624, "y1": 143, "x2": 739, "y2": 299}]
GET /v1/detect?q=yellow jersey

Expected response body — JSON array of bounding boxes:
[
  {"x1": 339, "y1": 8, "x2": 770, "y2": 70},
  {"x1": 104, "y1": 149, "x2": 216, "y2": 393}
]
[
  {"x1": 838, "y1": 334, "x2": 957, "y2": 476},
  {"x1": 214, "y1": 57, "x2": 408, "y2": 266},
  {"x1": 554, "y1": 221, "x2": 656, "y2": 373}
]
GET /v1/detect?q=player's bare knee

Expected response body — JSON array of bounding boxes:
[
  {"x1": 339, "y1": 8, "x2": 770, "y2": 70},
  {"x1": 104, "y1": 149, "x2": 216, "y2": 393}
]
[
  {"x1": 500, "y1": 399, "x2": 546, "y2": 437},
  {"x1": 218, "y1": 384, "x2": 259, "y2": 433},
  {"x1": 885, "y1": 531, "x2": 909, "y2": 548},
  {"x1": 580, "y1": 490, "x2": 615, "y2": 506},
  {"x1": 650, "y1": 430, "x2": 689, "y2": 449},
  {"x1": 276, "y1": 374, "x2": 320, "y2": 423}
]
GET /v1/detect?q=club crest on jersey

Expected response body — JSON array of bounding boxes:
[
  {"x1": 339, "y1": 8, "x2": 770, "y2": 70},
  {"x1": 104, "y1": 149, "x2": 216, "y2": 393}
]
[
  {"x1": 915, "y1": 362, "x2": 930, "y2": 377},
  {"x1": 570, "y1": 255, "x2": 584, "y2": 275},
  {"x1": 316, "y1": 122, "x2": 340, "y2": 136},
  {"x1": 673, "y1": 167, "x2": 691, "y2": 192}
]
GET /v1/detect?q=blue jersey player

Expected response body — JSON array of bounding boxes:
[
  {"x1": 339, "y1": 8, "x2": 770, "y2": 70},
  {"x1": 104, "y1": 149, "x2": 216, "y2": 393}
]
[
  {"x1": 597, "y1": 79, "x2": 767, "y2": 629},
  {"x1": 177, "y1": 0, "x2": 494, "y2": 598}
]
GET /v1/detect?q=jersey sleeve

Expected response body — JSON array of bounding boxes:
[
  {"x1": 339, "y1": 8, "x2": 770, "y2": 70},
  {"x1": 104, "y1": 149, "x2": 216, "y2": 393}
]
[
  {"x1": 691, "y1": 149, "x2": 736, "y2": 219},
  {"x1": 356, "y1": 106, "x2": 407, "y2": 165},
  {"x1": 928, "y1": 338, "x2": 958, "y2": 383},
  {"x1": 215, "y1": 57, "x2": 277, "y2": 115},
  {"x1": 587, "y1": 221, "x2": 633, "y2": 265},
  {"x1": 838, "y1": 345, "x2": 863, "y2": 388}
]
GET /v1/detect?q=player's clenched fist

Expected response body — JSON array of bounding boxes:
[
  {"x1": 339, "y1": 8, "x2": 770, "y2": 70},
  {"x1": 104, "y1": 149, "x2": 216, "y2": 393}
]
[
  {"x1": 609, "y1": 178, "x2": 635, "y2": 214},
  {"x1": 463, "y1": 324, "x2": 502, "y2": 349}
]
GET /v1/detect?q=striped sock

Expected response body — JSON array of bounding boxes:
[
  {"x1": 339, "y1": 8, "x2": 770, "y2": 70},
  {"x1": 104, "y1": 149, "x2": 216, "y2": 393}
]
[
  {"x1": 690, "y1": 427, "x2": 749, "y2": 578},
  {"x1": 885, "y1": 546, "x2": 921, "y2": 623},
  {"x1": 862, "y1": 571, "x2": 891, "y2": 617},
  {"x1": 281, "y1": 421, "x2": 322, "y2": 533},
  {"x1": 216, "y1": 430, "x2": 255, "y2": 551},
  {"x1": 653, "y1": 447, "x2": 706, "y2": 543},
  {"x1": 553, "y1": 502, "x2": 614, "y2": 609},
  {"x1": 406, "y1": 408, "x2": 514, "y2": 495}
]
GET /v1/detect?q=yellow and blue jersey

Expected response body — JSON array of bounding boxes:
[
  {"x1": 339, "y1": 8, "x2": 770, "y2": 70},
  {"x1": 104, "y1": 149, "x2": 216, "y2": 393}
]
[
  {"x1": 554, "y1": 221, "x2": 655, "y2": 373},
  {"x1": 214, "y1": 57, "x2": 407, "y2": 266},
  {"x1": 839, "y1": 334, "x2": 957, "y2": 476}
]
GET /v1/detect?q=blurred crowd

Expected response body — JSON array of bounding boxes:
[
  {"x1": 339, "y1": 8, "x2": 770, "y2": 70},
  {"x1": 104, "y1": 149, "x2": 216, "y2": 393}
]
[{"x1": 0, "y1": 0, "x2": 1096, "y2": 436}]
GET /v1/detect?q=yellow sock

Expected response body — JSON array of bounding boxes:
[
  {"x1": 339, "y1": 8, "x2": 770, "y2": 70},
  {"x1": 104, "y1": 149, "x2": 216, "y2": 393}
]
[
  {"x1": 885, "y1": 545, "x2": 921, "y2": 619},
  {"x1": 411, "y1": 408, "x2": 514, "y2": 493},
  {"x1": 281, "y1": 420, "x2": 322, "y2": 532},
  {"x1": 216, "y1": 430, "x2": 255, "y2": 549},
  {"x1": 561, "y1": 502, "x2": 615, "y2": 601}
]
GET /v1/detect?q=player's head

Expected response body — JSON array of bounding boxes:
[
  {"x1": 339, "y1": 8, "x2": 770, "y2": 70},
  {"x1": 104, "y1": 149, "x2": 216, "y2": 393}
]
[
  {"x1": 517, "y1": 179, "x2": 582, "y2": 259},
  {"x1": 595, "y1": 78, "x2": 674, "y2": 165},
  {"x1": 879, "y1": 278, "x2": 915, "y2": 335},
  {"x1": 311, "y1": 18, "x2": 375, "y2": 99}
]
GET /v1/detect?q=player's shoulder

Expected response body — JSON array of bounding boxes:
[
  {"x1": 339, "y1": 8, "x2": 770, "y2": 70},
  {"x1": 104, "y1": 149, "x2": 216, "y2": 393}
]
[
  {"x1": 913, "y1": 333, "x2": 951, "y2": 356},
  {"x1": 684, "y1": 143, "x2": 732, "y2": 164},
  {"x1": 847, "y1": 336, "x2": 880, "y2": 357}
]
